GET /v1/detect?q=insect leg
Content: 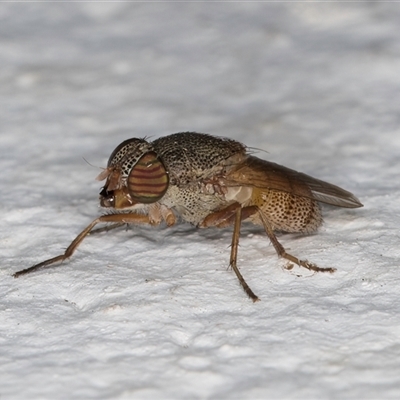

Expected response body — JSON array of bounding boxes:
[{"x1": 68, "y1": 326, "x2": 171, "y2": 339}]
[
  {"x1": 200, "y1": 202, "x2": 257, "y2": 228},
  {"x1": 257, "y1": 208, "x2": 336, "y2": 273},
  {"x1": 13, "y1": 213, "x2": 151, "y2": 278},
  {"x1": 199, "y1": 204, "x2": 260, "y2": 301},
  {"x1": 89, "y1": 222, "x2": 126, "y2": 235},
  {"x1": 229, "y1": 206, "x2": 260, "y2": 302}
]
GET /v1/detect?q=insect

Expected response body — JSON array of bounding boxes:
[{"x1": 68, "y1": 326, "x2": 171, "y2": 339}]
[{"x1": 14, "y1": 132, "x2": 363, "y2": 301}]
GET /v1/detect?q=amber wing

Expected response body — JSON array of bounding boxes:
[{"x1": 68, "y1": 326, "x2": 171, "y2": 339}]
[{"x1": 225, "y1": 156, "x2": 363, "y2": 208}]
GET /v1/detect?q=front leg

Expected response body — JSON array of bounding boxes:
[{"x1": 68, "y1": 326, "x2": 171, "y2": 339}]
[{"x1": 13, "y1": 213, "x2": 151, "y2": 277}]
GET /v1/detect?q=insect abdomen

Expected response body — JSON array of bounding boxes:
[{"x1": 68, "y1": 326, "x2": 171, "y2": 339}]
[{"x1": 251, "y1": 188, "x2": 322, "y2": 233}]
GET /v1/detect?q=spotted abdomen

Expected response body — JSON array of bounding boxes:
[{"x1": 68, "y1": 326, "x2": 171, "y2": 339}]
[
  {"x1": 128, "y1": 152, "x2": 169, "y2": 203},
  {"x1": 250, "y1": 188, "x2": 322, "y2": 233}
]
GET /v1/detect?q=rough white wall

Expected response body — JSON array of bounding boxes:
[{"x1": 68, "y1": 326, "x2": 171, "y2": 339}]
[{"x1": 2, "y1": 3, "x2": 399, "y2": 399}]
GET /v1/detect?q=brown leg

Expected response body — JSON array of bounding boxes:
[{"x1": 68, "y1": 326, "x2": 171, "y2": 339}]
[
  {"x1": 257, "y1": 209, "x2": 336, "y2": 273},
  {"x1": 200, "y1": 204, "x2": 260, "y2": 301},
  {"x1": 89, "y1": 222, "x2": 126, "y2": 235},
  {"x1": 229, "y1": 207, "x2": 260, "y2": 302},
  {"x1": 200, "y1": 202, "x2": 258, "y2": 228},
  {"x1": 13, "y1": 213, "x2": 151, "y2": 277}
]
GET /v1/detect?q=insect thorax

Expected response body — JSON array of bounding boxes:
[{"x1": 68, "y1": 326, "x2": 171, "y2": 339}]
[
  {"x1": 151, "y1": 132, "x2": 247, "y2": 225},
  {"x1": 153, "y1": 132, "x2": 246, "y2": 186}
]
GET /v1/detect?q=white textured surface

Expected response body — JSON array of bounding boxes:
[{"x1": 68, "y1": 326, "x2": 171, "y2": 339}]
[{"x1": 2, "y1": 3, "x2": 400, "y2": 399}]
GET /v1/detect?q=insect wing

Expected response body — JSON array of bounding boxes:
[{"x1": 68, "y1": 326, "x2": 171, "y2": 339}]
[{"x1": 225, "y1": 156, "x2": 363, "y2": 208}]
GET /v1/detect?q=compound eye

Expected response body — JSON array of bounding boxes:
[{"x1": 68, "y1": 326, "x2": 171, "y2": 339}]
[{"x1": 127, "y1": 151, "x2": 169, "y2": 204}]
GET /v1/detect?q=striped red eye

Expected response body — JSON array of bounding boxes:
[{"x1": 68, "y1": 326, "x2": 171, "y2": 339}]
[{"x1": 127, "y1": 152, "x2": 169, "y2": 204}]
